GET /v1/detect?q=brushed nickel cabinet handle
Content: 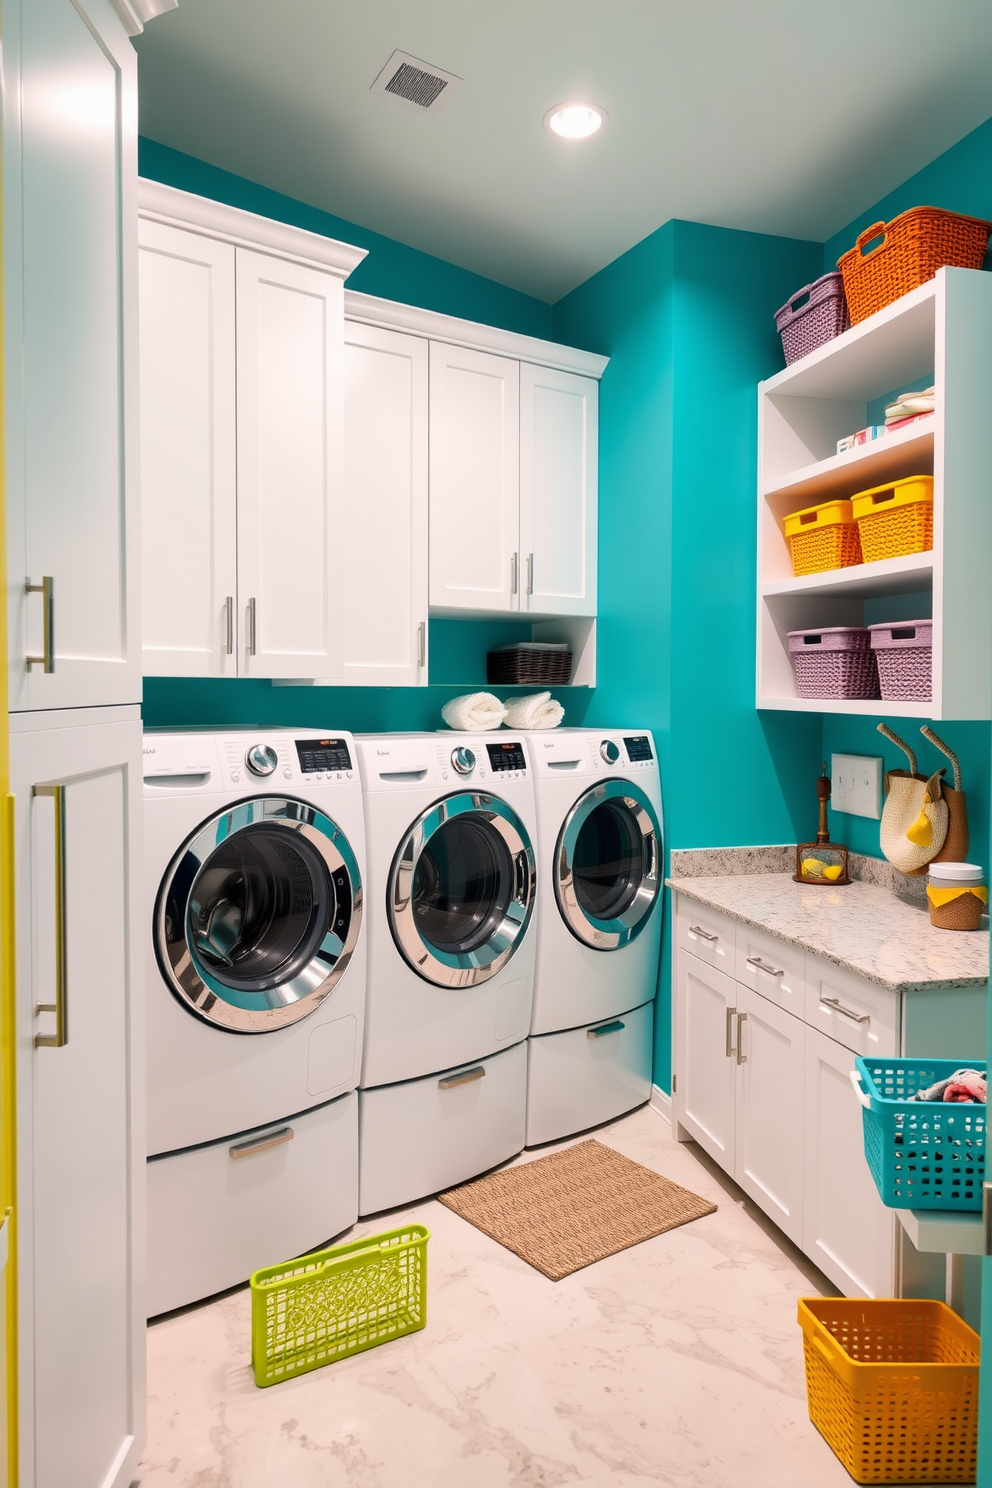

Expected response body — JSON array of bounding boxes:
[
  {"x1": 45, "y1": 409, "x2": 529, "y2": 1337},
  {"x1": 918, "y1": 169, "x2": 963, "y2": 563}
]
[
  {"x1": 725, "y1": 1006, "x2": 736, "y2": 1058},
  {"x1": 230, "y1": 1126, "x2": 294, "y2": 1159},
  {"x1": 690, "y1": 925, "x2": 719, "y2": 943},
  {"x1": 510, "y1": 552, "x2": 519, "y2": 596},
  {"x1": 247, "y1": 597, "x2": 257, "y2": 656},
  {"x1": 224, "y1": 595, "x2": 234, "y2": 655},
  {"x1": 25, "y1": 576, "x2": 54, "y2": 673},
  {"x1": 417, "y1": 620, "x2": 426, "y2": 669},
  {"x1": 736, "y1": 1011, "x2": 747, "y2": 1065},
  {"x1": 820, "y1": 996, "x2": 870, "y2": 1026},
  {"x1": 438, "y1": 1066, "x2": 485, "y2": 1090},
  {"x1": 33, "y1": 784, "x2": 67, "y2": 1048},
  {"x1": 588, "y1": 1020, "x2": 625, "y2": 1039},
  {"x1": 526, "y1": 552, "x2": 534, "y2": 596},
  {"x1": 746, "y1": 955, "x2": 784, "y2": 978}
]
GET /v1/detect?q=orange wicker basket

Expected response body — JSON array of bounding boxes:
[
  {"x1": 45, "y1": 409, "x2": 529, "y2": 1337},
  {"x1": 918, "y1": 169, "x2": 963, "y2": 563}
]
[{"x1": 837, "y1": 206, "x2": 992, "y2": 325}]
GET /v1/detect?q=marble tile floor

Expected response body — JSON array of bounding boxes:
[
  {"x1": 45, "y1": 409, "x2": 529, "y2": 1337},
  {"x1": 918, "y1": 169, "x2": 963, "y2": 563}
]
[{"x1": 138, "y1": 1106, "x2": 858, "y2": 1488}]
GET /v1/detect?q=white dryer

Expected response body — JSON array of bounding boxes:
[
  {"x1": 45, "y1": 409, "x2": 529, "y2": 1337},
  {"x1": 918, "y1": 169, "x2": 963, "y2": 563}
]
[
  {"x1": 143, "y1": 728, "x2": 366, "y2": 1313},
  {"x1": 526, "y1": 728, "x2": 664, "y2": 1146},
  {"x1": 355, "y1": 732, "x2": 538, "y2": 1214}
]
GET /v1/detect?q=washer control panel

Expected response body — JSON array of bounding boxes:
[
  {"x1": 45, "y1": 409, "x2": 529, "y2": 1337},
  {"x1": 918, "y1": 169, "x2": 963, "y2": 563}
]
[
  {"x1": 487, "y1": 740, "x2": 527, "y2": 776},
  {"x1": 245, "y1": 742, "x2": 279, "y2": 777},
  {"x1": 624, "y1": 735, "x2": 654, "y2": 763},
  {"x1": 600, "y1": 739, "x2": 620, "y2": 765},
  {"x1": 295, "y1": 737, "x2": 353, "y2": 775},
  {"x1": 451, "y1": 746, "x2": 476, "y2": 775},
  {"x1": 219, "y1": 733, "x2": 355, "y2": 787}
]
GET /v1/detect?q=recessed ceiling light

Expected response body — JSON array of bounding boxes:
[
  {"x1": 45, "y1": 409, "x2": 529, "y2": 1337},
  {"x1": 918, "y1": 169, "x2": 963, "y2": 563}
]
[{"x1": 543, "y1": 102, "x2": 608, "y2": 140}]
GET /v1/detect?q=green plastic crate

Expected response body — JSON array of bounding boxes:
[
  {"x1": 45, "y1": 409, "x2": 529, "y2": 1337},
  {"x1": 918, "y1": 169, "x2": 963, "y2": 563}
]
[{"x1": 250, "y1": 1224, "x2": 429, "y2": 1388}]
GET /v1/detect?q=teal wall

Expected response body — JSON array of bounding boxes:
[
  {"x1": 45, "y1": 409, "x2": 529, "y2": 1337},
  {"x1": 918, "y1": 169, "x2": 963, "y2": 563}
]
[{"x1": 554, "y1": 220, "x2": 824, "y2": 1090}]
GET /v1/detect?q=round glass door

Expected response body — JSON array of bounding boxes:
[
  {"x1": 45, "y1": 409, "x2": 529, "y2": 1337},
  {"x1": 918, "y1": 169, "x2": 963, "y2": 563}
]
[
  {"x1": 389, "y1": 792, "x2": 536, "y2": 987},
  {"x1": 556, "y1": 779, "x2": 661, "y2": 950},
  {"x1": 156, "y1": 797, "x2": 363, "y2": 1032}
]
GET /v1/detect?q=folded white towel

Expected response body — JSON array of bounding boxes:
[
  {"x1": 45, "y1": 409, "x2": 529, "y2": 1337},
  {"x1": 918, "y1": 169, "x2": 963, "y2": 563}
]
[
  {"x1": 441, "y1": 692, "x2": 507, "y2": 732},
  {"x1": 503, "y1": 691, "x2": 564, "y2": 731}
]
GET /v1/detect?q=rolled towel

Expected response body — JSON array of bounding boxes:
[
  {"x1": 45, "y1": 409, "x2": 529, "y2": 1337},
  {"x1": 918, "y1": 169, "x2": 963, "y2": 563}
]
[
  {"x1": 441, "y1": 692, "x2": 507, "y2": 732},
  {"x1": 503, "y1": 691, "x2": 564, "y2": 731}
]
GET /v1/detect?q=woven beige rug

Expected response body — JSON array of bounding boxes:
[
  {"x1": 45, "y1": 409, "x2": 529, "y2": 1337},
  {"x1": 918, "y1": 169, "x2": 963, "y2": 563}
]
[{"x1": 437, "y1": 1139, "x2": 717, "y2": 1281}]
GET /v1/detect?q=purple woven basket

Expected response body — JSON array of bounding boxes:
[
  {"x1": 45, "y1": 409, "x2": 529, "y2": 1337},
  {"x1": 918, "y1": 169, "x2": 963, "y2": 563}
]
[
  {"x1": 788, "y1": 626, "x2": 880, "y2": 700},
  {"x1": 774, "y1": 272, "x2": 850, "y2": 365},
  {"x1": 869, "y1": 619, "x2": 933, "y2": 701}
]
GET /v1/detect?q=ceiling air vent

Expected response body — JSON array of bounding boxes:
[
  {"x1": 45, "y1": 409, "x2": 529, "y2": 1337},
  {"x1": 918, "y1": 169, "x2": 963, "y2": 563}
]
[{"x1": 370, "y1": 50, "x2": 462, "y2": 117}]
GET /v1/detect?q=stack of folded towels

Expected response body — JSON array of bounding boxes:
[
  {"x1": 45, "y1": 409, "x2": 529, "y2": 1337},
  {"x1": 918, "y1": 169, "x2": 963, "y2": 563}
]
[
  {"x1": 885, "y1": 385, "x2": 935, "y2": 433},
  {"x1": 911, "y1": 1067, "x2": 986, "y2": 1103},
  {"x1": 440, "y1": 690, "x2": 564, "y2": 732}
]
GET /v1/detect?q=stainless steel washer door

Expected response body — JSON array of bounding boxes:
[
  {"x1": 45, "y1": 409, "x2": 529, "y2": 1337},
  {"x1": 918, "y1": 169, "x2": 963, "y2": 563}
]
[
  {"x1": 556, "y1": 779, "x2": 661, "y2": 950},
  {"x1": 389, "y1": 792, "x2": 536, "y2": 987},
  {"x1": 156, "y1": 797, "x2": 363, "y2": 1032}
]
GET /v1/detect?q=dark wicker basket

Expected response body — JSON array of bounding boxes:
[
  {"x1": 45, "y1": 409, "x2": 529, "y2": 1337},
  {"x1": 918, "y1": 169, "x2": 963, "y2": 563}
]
[{"x1": 486, "y1": 644, "x2": 572, "y2": 686}]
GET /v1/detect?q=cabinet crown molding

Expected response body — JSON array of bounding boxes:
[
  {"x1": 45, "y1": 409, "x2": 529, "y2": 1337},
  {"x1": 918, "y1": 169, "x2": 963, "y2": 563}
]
[
  {"x1": 344, "y1": 291, "x2": 609, "y2": 378},
  {"x1": 137, "y1": 179, "x2": 368, "y2": 280}
]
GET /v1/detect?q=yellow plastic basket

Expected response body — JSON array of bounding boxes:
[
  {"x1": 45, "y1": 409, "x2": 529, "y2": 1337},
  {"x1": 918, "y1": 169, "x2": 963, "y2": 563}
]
[
  {"x1": 851, "y1": 475, "x2": 934, "y2": 564},
  {"x1": 798, "y1": 1297, "x2": 980, "y2": 1484},
  {"x1": 250, "y1": 1224, "x2": 429, "y2": 1388},
  {"x1": 784, "y1": 499, "x2": 863, "y2": 576}
]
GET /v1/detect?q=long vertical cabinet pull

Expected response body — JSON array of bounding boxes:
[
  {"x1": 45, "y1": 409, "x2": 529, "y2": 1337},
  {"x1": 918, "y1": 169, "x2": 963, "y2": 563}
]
[
  {"x1": 736, "y1": 1011, "x2": 747, "y2": 1065},
  {"x1": 725, "y1": 1006, "x2": 736, "y2": 1058},
  {"x1": 526, "y1": 553, "x2": 534, "y2": 597},
  {"x1": 247, "y1": 597, "x2": 257, "y2": 656},
  {"x1": 417, "y1": 621, "x2": 426, "y2": 670},
  {"x1": 224, "y1": 595, "x2": 234, "y2": 656},
  {"x1": 510, "y1": 552, "x2": 519, "y2": 596},
  {"x1": 33, "y1": 784, "x2": 68, "y2": 1048},
  {"x1": 25, "y1": 576, "x2": 55, "y2": 673}
]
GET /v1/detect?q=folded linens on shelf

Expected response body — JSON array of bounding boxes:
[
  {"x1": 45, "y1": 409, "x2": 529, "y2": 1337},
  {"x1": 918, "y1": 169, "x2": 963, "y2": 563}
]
[
  {"x1": 502, "y1": 691, "x2": 564, "y2": 731},
  {"x1": 440, "y1": 692, "x2": 507, "y2": 732}
]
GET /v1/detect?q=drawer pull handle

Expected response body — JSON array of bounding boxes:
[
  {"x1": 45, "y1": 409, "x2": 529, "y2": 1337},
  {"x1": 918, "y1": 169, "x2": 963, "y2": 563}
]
[
  {"x1": 821, "y1": 996, "x2": 870, "y2": 1026},
  {"x1": 25, "y1": 576, "x2": 55, "y2": 673},
  {"x1": 746, "y1": 955, "x2": 784, "y2": 978},
  {"x1": 33, "y1": 784, "x2": 68, "y2": 1048},
  {"x1": 439, "y1": 1066, "x2": 485, "y2": 1090},
  {"x1": 849, "y1": 1070, "x2": 871, "y2": 1110},
  {"x1": 736, "y1": 1011, "x2": 747, "y2": 1064},
  {"x1": 725, "y1": 1006, "x2": 736, "y2": 1058},
  {"x1": 229, "y1": 1126, "x2": 294, "y2": 1159},
  {"x1": 689, "y1": 925, "x2": 719, "y2": 942},
  {"x1": 588, "y1": 1020, "x2": 625, "y2": 1039}
]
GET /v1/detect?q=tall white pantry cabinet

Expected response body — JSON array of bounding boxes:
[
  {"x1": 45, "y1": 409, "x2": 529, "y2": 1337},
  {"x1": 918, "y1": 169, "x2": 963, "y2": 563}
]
[{"x1": 2, "y1": 0, "x2": 153, "y2": 1484}]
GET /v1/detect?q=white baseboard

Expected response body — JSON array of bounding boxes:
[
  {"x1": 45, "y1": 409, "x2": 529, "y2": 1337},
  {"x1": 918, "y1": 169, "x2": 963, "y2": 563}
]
[{"x1": 649, "y1": 1084, "x2": 672, "y2": 1123}]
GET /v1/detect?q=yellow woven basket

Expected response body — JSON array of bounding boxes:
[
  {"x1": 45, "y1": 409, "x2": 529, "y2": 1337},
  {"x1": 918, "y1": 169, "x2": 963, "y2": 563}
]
[
  {"x1": 784, "y1": 499, "x2": 863, "y2": 576},
  {"x1": 851, "y1": 475, "x2": 933, "y2": 564},
  {"x1": 798, "y1": 1297, "x2": 979, "y2": 1484}
]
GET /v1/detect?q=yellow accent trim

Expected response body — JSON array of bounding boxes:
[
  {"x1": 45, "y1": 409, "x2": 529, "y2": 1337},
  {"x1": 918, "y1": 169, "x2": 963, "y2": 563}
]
[{"x1": 927, "y1": 884, "x2": 989, "y2": 908}]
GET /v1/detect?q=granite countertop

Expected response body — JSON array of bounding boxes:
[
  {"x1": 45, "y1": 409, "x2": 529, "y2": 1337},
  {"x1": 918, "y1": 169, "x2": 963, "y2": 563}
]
[{"x1": 667, "y1": 866, "x2": 990, "y2": 994}]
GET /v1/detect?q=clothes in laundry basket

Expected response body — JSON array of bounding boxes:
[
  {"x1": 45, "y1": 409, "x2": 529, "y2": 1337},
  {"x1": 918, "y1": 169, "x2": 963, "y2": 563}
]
[{"x1": 910, "y1": 1068, "x2": 987, "y2": 1103}]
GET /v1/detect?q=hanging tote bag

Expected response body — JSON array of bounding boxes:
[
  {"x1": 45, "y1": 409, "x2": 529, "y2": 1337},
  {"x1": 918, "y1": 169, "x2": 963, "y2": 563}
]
[{"x1": 879, "y1": 768, "x2": 949, "y2": 876}]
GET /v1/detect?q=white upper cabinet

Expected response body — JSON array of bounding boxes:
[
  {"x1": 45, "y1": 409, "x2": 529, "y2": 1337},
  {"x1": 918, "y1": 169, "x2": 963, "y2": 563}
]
[
  {"x1": 429, "y1": 343, "x2": 520, "y2": 613},
  {"x1": 236, "y1": 250, "x2": 343, "y2": 680},
  {"x1": 341, "y1": 323, "x2": 429, "y2": 686},
  {"x1": 519, "y1": 365, "x2": 598, "y2": 616},
  {"x1": 138, "y1": 220, "x2": 237, "y2": 677},
  {"x1": 5, "y1": 0, "x2": 140, "y2": 711}
]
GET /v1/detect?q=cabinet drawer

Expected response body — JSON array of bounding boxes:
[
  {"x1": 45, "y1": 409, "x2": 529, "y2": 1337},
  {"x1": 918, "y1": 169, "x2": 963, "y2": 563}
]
[
  {"x1": 734, "y1": 923, "x2": 804, "y2": 1018},
  {"x1": 526, "y1": 1001, "x2": 653, "y2": 1146},
  {"x1": 804, "y1": 955, "x2": 897, "y2": 1057},
  {"x1": 677, "y1": 898, "x2": 736, "y2": 973}
]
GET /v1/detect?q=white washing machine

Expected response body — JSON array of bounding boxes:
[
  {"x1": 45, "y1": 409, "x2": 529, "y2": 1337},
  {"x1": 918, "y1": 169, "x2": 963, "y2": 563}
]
[
  {"x1": 525, "y1": 728, "x2": 664, "y2": 1145},
  {"x1": 143, "y1": 728, "x2": 367, "y2": 1312},
  {"x1": 355, "y1": 732, "x2": 538, "y2": 1213}
]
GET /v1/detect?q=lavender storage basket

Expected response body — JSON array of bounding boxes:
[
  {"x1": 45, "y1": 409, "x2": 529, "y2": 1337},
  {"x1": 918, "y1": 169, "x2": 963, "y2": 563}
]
[
  {"x1": 774, "y1": 272, "x2": 850, "y2": 366},
  {"x1": 869, "y1": 619, "x2": 932, "y2": 701},
  {"x1": 788, "y1": 626, "x2": 880, "y2": 700}
]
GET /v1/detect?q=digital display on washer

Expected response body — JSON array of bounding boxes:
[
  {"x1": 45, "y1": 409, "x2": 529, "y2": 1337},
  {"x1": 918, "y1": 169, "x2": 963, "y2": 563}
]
[
  {"x1": 624, "y1": 735, "x2": 653, "y2": 762},
  {"x1": 295, "y1": 738, "x2": 353, "y2": 774},
  {"x1": 487, "y1": 741, "x2": 526, "y2": 773}
]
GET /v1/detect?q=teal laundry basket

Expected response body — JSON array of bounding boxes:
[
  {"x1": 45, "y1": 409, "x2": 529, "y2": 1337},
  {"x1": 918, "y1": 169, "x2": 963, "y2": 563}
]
[{"x1": 852, "y1": 1057, "x2": 986, "y2": 1211}]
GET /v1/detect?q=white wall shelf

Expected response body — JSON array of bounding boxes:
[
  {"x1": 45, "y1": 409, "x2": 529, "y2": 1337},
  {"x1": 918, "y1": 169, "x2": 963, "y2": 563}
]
[{"x1": 757, "y1": 267, "x2": 992, "y2": 719}]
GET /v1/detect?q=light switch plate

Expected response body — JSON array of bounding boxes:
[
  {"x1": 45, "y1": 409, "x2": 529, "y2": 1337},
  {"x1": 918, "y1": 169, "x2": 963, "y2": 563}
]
[{"x1": 831, "y1": 753, "x2": 884, "y2": 819}]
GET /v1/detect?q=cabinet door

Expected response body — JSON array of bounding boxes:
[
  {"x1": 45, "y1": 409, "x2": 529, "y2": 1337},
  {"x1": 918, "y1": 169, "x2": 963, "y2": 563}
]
[
  {"x1": 138, "y1": 220, "x2": 238, "y2": 676},
  {"x1": 236, "y1": 249, "x2": 343, "y2": 679},
  {"x1": 5, "y1": 0, "x2": 139, "y2": 711},
  {"x1": 429, "y1": 343, "x2": 520, "y2": 612},
  {"x1": 341, "y1": 323, "x2": 428, "y2": 685},
  {"x1": 13, "y1": 711, "x2": 143, "y2": 1488},
  {"x1": 803, "y1": 1026, "x2": 895, "y2": 1298},
  {"x1": 675, "y1": 951, "x2": 737, "y2": 1171},
  {"x1": 519, "y1": 365, "x2": 597, "y2": 616},
  {"x1": 734, "y1": 985, "x2": 805, "y2": 1244}
]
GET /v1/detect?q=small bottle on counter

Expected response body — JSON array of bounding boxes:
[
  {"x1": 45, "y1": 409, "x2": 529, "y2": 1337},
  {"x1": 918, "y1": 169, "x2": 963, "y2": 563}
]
[{"x1": 927, "y1": 862, "x2": 987, "y2": 931}]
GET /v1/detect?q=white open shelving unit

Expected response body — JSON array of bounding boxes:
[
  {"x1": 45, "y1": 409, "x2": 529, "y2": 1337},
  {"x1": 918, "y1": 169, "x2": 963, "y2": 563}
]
[{"x1": 757, "y1": 267, "x2": 992, "y2": 719}]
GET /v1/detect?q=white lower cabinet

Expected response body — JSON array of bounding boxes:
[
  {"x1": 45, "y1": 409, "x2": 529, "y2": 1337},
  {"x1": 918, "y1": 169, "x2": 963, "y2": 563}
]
[
  {"x1": 734, "y1": 985, "x2": 804, "y2": 1246},
  {"x1": 803, "y1": 1027, "x2": 895, "y2": 1297},
  {"x1": 675, "y1": 954, "x2": 737, "y2": 1170}
]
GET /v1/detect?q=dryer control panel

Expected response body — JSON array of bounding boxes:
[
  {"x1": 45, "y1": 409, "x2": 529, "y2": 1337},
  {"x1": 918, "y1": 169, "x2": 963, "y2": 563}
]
[
  {"x1": 487, "y1": 740, "x2": 526, "y2": 774},
  {"x1": 295, "y1": 738, "x2": 353, "y2": 776}
]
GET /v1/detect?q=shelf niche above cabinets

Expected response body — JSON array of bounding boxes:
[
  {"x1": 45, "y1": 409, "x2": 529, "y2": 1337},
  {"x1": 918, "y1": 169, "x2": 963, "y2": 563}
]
[{"x1": 757, "y1": 268, "x2": 992, "y2": 720}]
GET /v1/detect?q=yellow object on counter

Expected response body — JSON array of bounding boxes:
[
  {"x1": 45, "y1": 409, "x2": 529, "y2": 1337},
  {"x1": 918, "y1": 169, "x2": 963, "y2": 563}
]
[
  {"x1": 801, "y1": 857, "x2": 844, "y2": 881},
  {"x1": 927, "y1": 885, "x2": 988, "y2": 907}
]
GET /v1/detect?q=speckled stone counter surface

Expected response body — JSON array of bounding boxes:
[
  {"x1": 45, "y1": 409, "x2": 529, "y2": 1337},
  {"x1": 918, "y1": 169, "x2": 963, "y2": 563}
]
[{"x1": 667, "y1": 849, "x2": 989, "y2": 994}]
